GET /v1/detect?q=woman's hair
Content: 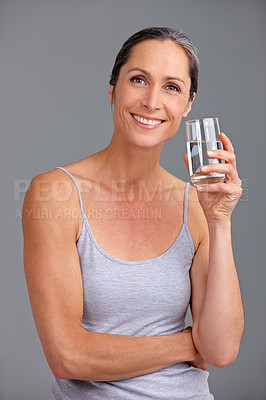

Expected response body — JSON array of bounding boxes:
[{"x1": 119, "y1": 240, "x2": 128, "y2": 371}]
[{"x1": 109, "y1": 27, "x2": 199, "y2": 101}]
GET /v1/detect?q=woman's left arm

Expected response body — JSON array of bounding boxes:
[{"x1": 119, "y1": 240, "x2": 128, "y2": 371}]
[{"x1": 188, "y1": 132, "x2": 245, "y2": 368}]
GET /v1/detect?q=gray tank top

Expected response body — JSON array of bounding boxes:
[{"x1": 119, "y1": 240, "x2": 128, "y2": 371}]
[{"x1": 51, "y1": 167, "x2": 214, "y2": 400}]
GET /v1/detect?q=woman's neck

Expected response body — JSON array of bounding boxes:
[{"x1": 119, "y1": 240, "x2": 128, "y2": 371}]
[
  {"x1": 90, "y1": 131, "x2": 168, "y2": 202},
  {"x1": 98, "y1": 131, "x2": 164, "y2": 186}
]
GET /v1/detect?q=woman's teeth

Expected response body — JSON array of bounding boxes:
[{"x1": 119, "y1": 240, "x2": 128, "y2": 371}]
[{"x1": 132, "y1": 114, "x2": 163, "y2": 126}]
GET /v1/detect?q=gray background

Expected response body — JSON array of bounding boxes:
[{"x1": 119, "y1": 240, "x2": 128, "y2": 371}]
[{"x1": 1, "y1": 0, "x2": 265, "y2": 399}]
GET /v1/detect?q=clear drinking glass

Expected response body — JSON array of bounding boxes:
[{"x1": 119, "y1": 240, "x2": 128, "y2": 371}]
[{"x1": 185, "y1": 117, "x2": 225, "y2": 186}]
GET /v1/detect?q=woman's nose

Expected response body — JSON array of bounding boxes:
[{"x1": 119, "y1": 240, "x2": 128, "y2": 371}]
[{"x1": 141, "y1": 85, "x2": 162, "y2": 111}]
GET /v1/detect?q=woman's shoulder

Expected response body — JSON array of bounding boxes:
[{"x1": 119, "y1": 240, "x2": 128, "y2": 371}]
[
  {"x1": 163, "y1": 170, "x2": 207, "y2": 248},
  {"x1": 24, "y1": 168, "x2": 79, "y2": 218},
  {"x1": 25, "y1": 153, "x2": 97, "y2": 211},
  {"x1": 164, "y1": 169, "x2": 199, "y2": 199},
  {"x1": 23, "y1": 160, "x2": 92, "y2": 241},
  {"x1": 161, "y1": 169, "x2": 198, "y2": 202}
]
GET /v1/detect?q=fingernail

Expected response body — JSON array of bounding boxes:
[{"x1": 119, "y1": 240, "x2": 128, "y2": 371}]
[
  {"x1": 201, "y1": 166, "x2": 208, "y2": 170},
  {"x1": 207, "y1": 151, "x2": 214, "y2": 155}
]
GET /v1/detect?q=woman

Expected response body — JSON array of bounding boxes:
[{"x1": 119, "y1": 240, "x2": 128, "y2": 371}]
[{"x1": 22, "y1": 27, "x2": 244, "y2": 400}]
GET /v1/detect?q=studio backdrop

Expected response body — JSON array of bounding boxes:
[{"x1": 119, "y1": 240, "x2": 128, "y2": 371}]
[{"x1": 1, "y1": 1, "x2": 265, "y2": 399}]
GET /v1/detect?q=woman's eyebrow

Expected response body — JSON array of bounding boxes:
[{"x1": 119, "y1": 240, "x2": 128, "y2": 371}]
[{"x1": 127, "y1": 67, "x2": 185, "y2": 85}]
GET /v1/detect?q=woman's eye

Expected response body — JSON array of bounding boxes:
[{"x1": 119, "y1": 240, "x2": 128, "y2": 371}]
[
  {"x1": 166, "y1": 84, "x2": 180, "y2": 92},
  {"x1": 131, "y1": 76, "x2": 145, "y2": 84}
]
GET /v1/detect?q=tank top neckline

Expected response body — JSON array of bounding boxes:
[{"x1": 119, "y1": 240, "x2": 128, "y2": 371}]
[{"x1": 53, "y1": 167, "x2": 194, "y2": 265}]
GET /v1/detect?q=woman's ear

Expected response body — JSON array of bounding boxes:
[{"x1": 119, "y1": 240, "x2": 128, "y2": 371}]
[
  {"x1": 183, "y1": 93, "x2": 196, "y2": 117},
  {"x1": 109, "y1": 85, "x2": 114, "y2": 104}
]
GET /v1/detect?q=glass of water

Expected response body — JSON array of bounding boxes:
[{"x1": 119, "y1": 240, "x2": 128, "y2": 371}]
[{"x1": 185, "y1": 117, "x2": 225, "y2": 187}]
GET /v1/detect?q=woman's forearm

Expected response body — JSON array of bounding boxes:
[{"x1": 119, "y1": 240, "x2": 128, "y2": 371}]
[
  {"x1": 55, "y1": 328, "x2": 198, "y2": 381},
  {"x1": 192, "y1": 220, "x2": 244, "y2": 367}
]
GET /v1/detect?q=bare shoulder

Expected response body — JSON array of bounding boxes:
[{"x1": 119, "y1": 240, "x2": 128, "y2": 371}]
[
  {"x1": 160, "y1": 170, "x2": 208, "y2": 250},
  {"x1": 165, "y1": 172, "x2": 207, "y2": 232},
  {"x1": 23, "y1": 148, "x2": 103, "y2": 227},
  {"x1": 24, "y1": 148, "x2": 101, "y2": 203},
  {"x1": 24, "y1": 168, "x2": 79, "y2": 208},
  {"x1": 187, "y1": 184, "x2": 209, "y2": 251},
  {"x1": 22, "y1": 168, "x2": 82, "y2": 242}
]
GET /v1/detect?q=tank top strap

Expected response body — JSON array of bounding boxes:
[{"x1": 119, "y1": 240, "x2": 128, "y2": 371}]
[
  {"x1": 183, "y1": 182, "x2": 190, "y2": 226},
  {"x1": 52, "y1": 167, "x2": 85, "y2": 215}
]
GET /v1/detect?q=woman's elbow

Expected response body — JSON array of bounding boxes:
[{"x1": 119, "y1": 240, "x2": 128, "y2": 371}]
[
  {"x1": 48, "y1": 351, "x2": 73, "y2": 380},
  {"x1": 210, "y1": 346, "x2": 240, "y2": 368},
  {"x1": 45, "y1": 340, "x2": 77, "y2": 380},
  {"x1": 48, "y1": 342, "x2": 96, "y2": 381},
  {"x1": 51, "y1": 364, "x2": 67, "y2": 380}
]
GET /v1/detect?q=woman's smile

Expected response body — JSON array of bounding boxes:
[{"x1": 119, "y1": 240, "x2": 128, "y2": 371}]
[{"x1": 130, "y1": 113, "x2": 165, "y2": 129}]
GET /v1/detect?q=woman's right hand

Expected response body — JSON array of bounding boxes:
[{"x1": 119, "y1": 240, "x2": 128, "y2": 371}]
[{"x1": 183, "y1": 327, "x2": 207, "y2": 371}]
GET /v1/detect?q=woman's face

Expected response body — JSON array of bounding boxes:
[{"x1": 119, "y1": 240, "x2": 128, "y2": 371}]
[{"x1": 109, "y1": 39, "x2": 195, "y2": 149}]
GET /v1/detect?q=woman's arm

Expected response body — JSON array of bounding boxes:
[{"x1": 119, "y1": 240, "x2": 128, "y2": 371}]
[
  {"x1": 187, "y1": 132, "x2": 245, "y2": 367},
  {"x1": 22, "y1": 170, "x2": 204, "y2": 382}
]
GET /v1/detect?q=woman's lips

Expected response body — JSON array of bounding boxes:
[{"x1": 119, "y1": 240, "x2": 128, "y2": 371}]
[{"x1": 130, "y1": 113, "x2": 165, "y2": 128}]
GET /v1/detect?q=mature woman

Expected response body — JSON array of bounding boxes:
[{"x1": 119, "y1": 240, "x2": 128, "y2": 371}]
[{"x1": 22, "y1": 27, "x2": 244, "y2": 400}]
